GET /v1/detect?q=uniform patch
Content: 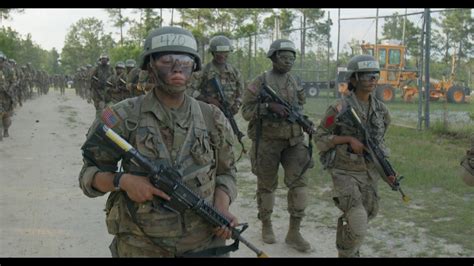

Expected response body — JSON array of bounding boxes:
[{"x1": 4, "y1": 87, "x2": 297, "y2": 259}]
[
  {"x1": 101, "y1": 107, "x2": 121, "y2": 128},
  {"x1": 324, "y1": 115, "x2": 335, "y2": 128}
]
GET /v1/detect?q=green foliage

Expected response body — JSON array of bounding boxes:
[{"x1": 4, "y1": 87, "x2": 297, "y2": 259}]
[
  {"x1": 127, "y1": 8, "x2": 162, "y2": 46},
  {"x1": 0, "y1": 26, "x2": 55, "y2": 72},
  {"x1": 60, "y1": 17, "x2": 115, "y2": 74},
  {"x1": 109, "y1": 42, "x2": 141, "y2": 66},
  {"x1": 382, "y1": 12, "x2": 422, "y2": 58}
]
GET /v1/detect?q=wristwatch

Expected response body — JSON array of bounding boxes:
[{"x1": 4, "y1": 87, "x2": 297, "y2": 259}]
[{"x1": 113, "y1": 172, "x2": 124, "y2": 191}]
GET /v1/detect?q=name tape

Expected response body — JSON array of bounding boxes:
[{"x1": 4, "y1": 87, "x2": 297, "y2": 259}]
[{"x1": 151, "y1": 33, "x2": 197, "y2": 51}]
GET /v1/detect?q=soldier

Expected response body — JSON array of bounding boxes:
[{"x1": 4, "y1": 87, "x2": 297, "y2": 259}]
[
  {"x1": 195, "y1": 35, "x2": 243, "y2": 115},
  {"x1": 314, "y1": 55, "x2": 391, "y2": 257},
  {"x1": 136, "y1": 69, "x2": 153, "y2": 94},
  {"x1": 90, "y1": 54, "x2": 114, "y2": 118},
  {"x1": 241, "y1": 39, "x2": 312, "y2": 252},
  {"x1": 124, "y1": 59, "x2": 142, "y2": 97},
  {"x1": 8, "y1": 59, "x2": 23, "y2": 107},
  {"x1": 0, "y1": 52, "x2": 16, "y2": 140},
  {"x1": 460, "y1": 138, "x2": 474, "y2": 186},
  {"x1": 105, "y1": 61, "x2": 129, "y2": 104},
  {"x1": 78, "y1": 26, "x2": 239, "y2": 257}
]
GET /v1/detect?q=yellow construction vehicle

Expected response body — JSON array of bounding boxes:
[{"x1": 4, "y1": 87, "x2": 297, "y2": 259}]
[{"x1": 337, "y1": 40, "x2": 470, "y2": 103}]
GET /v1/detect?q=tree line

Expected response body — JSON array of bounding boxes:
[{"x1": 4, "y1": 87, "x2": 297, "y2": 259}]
[{"x1": 1, "y1": 8, "x2": 472, "y2": 87}]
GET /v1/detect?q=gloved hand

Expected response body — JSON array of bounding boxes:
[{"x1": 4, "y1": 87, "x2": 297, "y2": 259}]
[{"x1": 267, "y1": 102, "x2": 289, "y2": 118}]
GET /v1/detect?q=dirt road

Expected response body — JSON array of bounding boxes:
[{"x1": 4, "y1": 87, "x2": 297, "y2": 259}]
[{"x1": 0, "y1": 89, "x2": 470, "y2": 257}]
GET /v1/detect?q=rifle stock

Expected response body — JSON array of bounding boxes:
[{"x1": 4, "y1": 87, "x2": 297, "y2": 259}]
[{"x1": 93, "y1": 124, "x2": 267, "y2": 257}]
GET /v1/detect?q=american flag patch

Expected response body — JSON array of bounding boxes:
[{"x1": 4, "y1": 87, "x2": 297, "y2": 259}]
[{"x1": 101, "y1": 107, "x2": 120, "y2": 128}]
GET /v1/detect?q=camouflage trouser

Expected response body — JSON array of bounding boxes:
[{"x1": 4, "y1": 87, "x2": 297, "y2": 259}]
[
  {"x1": 250, "y1": 138, "x2": 312, "y2": 220},
  {"x1": 109, "y1": 233, "x2": 228, "y2": 258},
  {"x1": 329, "y1": 167, "x2": 379, "y2": 257}
]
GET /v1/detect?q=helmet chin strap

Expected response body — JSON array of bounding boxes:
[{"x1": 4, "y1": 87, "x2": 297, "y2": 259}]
[{"x1": 148, "y1": 55, "x2": 187, "y2": 95}]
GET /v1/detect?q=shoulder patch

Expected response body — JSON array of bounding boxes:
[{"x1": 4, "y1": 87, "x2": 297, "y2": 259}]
[{"x1": 101, "y1": 107, "x2": 122, "y2": 128}]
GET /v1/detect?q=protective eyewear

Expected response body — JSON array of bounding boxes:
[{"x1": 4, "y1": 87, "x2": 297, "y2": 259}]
[
  {"x1": 357, "y1": 72, "x2": 380, "y2": 81},
  {"x1": 276, "y1": 54, "x2": 296, "y2": 63},
  {"x1": 156, "y1": 54, "x2": 195, "y2": 70}
]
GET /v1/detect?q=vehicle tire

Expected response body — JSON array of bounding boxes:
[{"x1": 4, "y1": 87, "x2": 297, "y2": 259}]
[
  {"x1": 375, "y1": 85, "x2": 395, "y2": 102},
  {"x1": 447, "y1": 86, "x2": 465, "y2": 103},
  {"x1": 307, "y1": 86, "x2": 320, "y2": 98}
]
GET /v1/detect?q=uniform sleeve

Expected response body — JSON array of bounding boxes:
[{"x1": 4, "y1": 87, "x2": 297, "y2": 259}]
[
  {"x1": 241, "y1": 75, "x2": 269, "y2": 121},
  {"x1": 314, "y1": 103, "x2": 340, "y2": 153},
  {"x1": 78, "y1": 103, "x2": 129, "y2": 198},
  {"x1": 380, "y1": 102, "x2": 391, "y2": 133},
  {"x1": 209, "y1": 105, "x2": 238, "y2": 204}
]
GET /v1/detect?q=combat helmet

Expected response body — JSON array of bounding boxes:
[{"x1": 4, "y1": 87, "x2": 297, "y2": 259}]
[
  {"x1": 208, "y1": 35, "x2": 233, "y2": 53},
  {"x1": 86, "y1": 64, "x2": 93, "y2": 68},
  {"x1": 115, "y1": 61, "x2": 125, "y2": 69},
  {"x1": 267, "y1": 39, "x2": 296, "y2": 58},
  {"x1": 139, "y1": 26, "x2": 201, "y2": 71},
  {"x1": 346, "y1": 54, "x2": 380, "y2": 77},
  {"x1": 0, "y1": 52, "x2": 6, "y2": 61},
  {"x1": 98, "y1": 54, "x2": 109, "y2": 61},
  {"x1": 125, "y1": 59, "x2": 136, "y2": 68}
]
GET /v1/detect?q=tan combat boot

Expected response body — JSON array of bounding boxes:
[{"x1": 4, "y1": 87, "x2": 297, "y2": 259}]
[
  {"x1": 285, "y1": 216, "x2": 312, "y2": 252},
  {"x1": 261, "y1": 219, "x2": 276, "y2": 244},
  {"x1": 4, "y1": 129, "x2": 9, "y2": 137}
]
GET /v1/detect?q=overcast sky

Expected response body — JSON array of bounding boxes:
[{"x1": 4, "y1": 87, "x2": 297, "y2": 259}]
[{"x1": 1, "y1": 8, "x2": 445, "y2": 56}]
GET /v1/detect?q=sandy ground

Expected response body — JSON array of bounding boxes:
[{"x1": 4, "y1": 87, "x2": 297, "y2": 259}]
[{"x1": 0, "y1": 89, "x2": 471, "y2": 258}]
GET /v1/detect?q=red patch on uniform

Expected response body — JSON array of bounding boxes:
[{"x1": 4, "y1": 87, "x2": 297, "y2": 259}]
[{"x1": 324, "y1": 115, "x2": 335, "y2": 128}]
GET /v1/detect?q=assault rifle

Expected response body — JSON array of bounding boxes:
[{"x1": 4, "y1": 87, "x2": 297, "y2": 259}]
[
  {"x1": 92, "y1": 123, "x2": 268, "y2": 258},
  {"x1": 337, "y1": 105, "x2": 410, "y2": 202},
  {"x1": 260, "y1": 85, "x2": 315, "y2": 135},
  {"x1": 209, "y1": 77, "x2": 247, "y2": 159},
  {"x1": 258, "y1": 84, "x2": 315, "y2": 178}
]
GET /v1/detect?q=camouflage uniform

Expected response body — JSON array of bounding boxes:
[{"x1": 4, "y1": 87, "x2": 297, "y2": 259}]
[
  {"x1": 314, "y1": 92, "x2": 391, "y2": 256},
  {"x1": 241, "y1": 39, "x2": 312, "y2": 252},
  {"x1": 194, "y1": 36, "x2": 243, "y2": 115},
  {"x1": 0, "y1": 54, "x2": 16, "y2": 140},
  {"x1": 106, "y1": 62, "x2": 129, "y2": 104},
  {"x1": 460, "y1": 137, "x2": 474, "y2": 186},
  {"x1": 90, "y1": 56, "x2": 114, "y2": 118},
  {"x1": 195, "y1": 62, "x2": 243, "y2": 115},
  {"x1": 79, "y1": 26, "x2": 238, "y2": 257},
  {"x1": 136, "y1": 70, "x2": 153, "y2": 94},
  {"x1": 124, "y1": 59, "x2": 142, "y2": 98}
]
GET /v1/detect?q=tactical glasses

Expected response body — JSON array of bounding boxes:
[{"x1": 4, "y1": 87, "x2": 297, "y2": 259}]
[
  {"x1": 276, "y1": 54, "x2": 296, "y2": 63},
  {"x1": 156, "y1": 54, "x2": 195, "y2": 70},
  {"x1": 357, "y1": 72, "x2": 380, "y2": 81}
]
